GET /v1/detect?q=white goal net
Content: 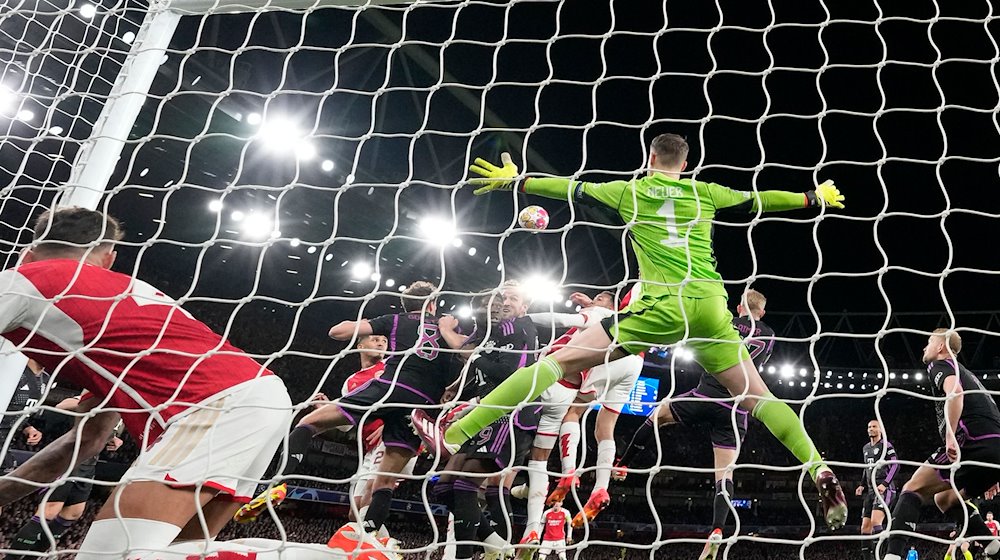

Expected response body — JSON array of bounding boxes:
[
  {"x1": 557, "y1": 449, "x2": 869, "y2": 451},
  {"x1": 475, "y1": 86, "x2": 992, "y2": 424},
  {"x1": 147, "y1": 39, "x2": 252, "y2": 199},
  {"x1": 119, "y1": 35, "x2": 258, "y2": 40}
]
[{"x1": 1, "y1": 0, "x2": 999, "y2": 559}]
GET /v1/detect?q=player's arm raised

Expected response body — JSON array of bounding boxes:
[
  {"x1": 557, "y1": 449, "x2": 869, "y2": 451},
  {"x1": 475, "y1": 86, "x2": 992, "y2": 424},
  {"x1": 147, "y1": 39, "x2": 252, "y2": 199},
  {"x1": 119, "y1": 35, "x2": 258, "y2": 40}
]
[
  {"x1": 0, "y1": 396, "x2": 120, "y2": 507},
  {"x1": 329, "y1": 319, "x2": 373, "y2": 341},
  {"x1": 710, "y1": 180, "x2": 845, "y2": 213}
]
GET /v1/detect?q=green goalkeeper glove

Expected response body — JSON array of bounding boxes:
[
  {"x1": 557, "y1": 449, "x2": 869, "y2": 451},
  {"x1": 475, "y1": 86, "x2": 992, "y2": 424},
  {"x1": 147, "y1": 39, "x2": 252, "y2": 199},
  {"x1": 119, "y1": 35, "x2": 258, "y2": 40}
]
[
  {"x1": 469, "y1": 152, "x2": 519, "y2": 195},
  {"x1": 810, "y1": 180, "x2": 845, "y2": 209}
]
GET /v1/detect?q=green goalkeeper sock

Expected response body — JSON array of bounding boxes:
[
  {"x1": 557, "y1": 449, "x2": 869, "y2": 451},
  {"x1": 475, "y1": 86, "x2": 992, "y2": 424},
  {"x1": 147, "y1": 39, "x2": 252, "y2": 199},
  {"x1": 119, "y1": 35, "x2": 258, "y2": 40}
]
[
  {"x1": 445, "y1": 357, "x2": 564, "y2": 445},
  {"x1": 752, "y1": 394, "x2": 825, "y2": 480}
]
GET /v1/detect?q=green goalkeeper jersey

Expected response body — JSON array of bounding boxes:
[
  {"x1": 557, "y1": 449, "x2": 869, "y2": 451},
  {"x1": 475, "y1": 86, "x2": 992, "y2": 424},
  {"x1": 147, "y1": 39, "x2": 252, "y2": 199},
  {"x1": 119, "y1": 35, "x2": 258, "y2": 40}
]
[{"x1": 523, "y1": 173, "x2": 811, "y2": 299}]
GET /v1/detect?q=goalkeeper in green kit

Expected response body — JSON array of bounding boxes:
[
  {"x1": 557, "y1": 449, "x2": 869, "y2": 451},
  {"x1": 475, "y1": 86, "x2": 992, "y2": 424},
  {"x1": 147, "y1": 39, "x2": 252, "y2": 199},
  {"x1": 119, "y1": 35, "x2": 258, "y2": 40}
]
[{"x1": 412, "y1": 133, "x2": 849, "y2": 529}]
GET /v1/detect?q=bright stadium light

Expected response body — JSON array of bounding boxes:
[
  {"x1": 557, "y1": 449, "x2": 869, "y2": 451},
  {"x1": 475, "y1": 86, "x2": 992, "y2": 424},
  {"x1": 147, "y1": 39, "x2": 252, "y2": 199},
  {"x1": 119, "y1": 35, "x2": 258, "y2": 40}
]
[
  {"x1": 351, "y1": 261, "x2": 372, "y2": 279},
  {"x1": 418, "y1": 216, "x2": 457, "y2": 247},
  {"x1": 451, "y1": 238, "x2": 463, "y2": 248},
  {"x1": 295, "y1": 142, "x2": 316, "y2": 161},
  {"x1": 521, "y1": 275, "x2": 561, "y2": 303},
  {"x1": 799, "y1": 368, "x2": 808, "y2": 377},
  {"x1": 121, "y1": 31, "x2": 135, "y2": 44},
  {"x1": 208, "y1": 200, "x2": 223, "y2": 212},
  {"x1": 48, "y1": 126, "x2": 63, "y2": 136},
  {"x1": 468, "y1": 247, "x2": 477, "y2": 256},
  {"x1": 766, "y1": 365, "x2": 776, "y2": 374},
  {"x1": 16, "y1": 109, "x2": 34, "y2": 122},
  {"x1": 457, "y1": 306, "x2": 472, "y2": 319},
  {"x1": 914, "y1": 372, "x2": 923, "y2": 381},
  {"x1": 385, "y1": 278, "x2": 395, "y2": 288},
  {"x1": 240, "y1": 213, "x2": 272, "y2": 239},
  {"x1": 257, "y1": 118, "x2": 303, "y2": 151},
  {"x1": 230, "y1": 210, "x2": 245, "y2": 222},
  {"x1": 321, "y1": 159, "x2": 335, "y2": 172},
  {"x1": 370, "y1": 272, "x2": 381, "y2": 282},
  {"x1": 290, "y1": 238, "x2": 301, "y2": 247},
  {"x1": 779, "y1": 364, "x2": 795, "y2": 379},
  {"x1": 306, "y1": 246, "x2": 317, "y2": 254},
  {"x1": 79, "y1": 3, "x2": 96, "y2": 18}
]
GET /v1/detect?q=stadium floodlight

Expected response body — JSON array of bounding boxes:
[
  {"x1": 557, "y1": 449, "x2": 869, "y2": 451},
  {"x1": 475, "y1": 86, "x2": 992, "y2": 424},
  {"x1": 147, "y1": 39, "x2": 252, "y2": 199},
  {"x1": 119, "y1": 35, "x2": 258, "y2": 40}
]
[
  {"x1": 914, "y1": 371, "x2": 924, "y2": 380},
  {"x1": 418, "y1": 216, "x2": 457, "y2": 247},
  {"x1": 521, "y1": 275, "x2": 561, "y2": 303},
  {"x1": 798, "y1": 368, "x2": 808, "y2": 377},
  {"x1": 457, "y1": 306, "x2": 472, "y2": 319},
  {"x1": 256, "y1": 117, "x2": 305, "y2": 152},
  {"x1": 370, "y1": 272, "x2": 380, "y2": 282},
  {"x1": 321, "y1": 159, "x2": 335, "y2": 172},
  {"x1": 467, "y1": 247, "x2": 476, "y2": 256},
  {"x1": 295, "y1": 142, "x2": 316, "y2": 161},
  {"x1": 451, "y1": 238, "x2": 463, "y2": 248},
  {"x1": 230, "y1": 210, "x2": 245, "y2": 222},
  {"x1": 901, "y1": 373, "x2": 909, "y2": 380},
  {"x1": 16, "y1": 109, "x2": 34, "y2": 122},
  {"x1": 208, "y1": 200, "x2": 223, "y2": 212},
  {"x1": 121, "y1": 31, "x2": 135, "y2": 44},
  {"x1": 289, "y1": 238, "x2": 300, "y2": 247},
  {"x1": 766, "y1": 365, "x2": 776, "y2": 374},
  {"x1": 79, "y1": 3, "x2": 96, "y2": 18},
  {"x1": 48, "y1": 126, "x2": 63, "y2": 136},
  {"x1": 385, "y1": 278, "x2": 395, "y2": 288},
  {"x1": 564, "y1": 300, "x2": 573, "y2": 308},
  {"x1": 306, "y1": 246, "x2": 317, "y2": 254},
  {"x1": 246, "y1": 112, "x2": 262, "y2": 126},
  {"x1": 240, "y1": 213, "x2": 272, "y2": 239},
  {"x1": 779, "y1": 364, "x2": 795, "y2": 379},
  {"x1": 350, "y1": 261, "x2": 372, "y2": 280}
]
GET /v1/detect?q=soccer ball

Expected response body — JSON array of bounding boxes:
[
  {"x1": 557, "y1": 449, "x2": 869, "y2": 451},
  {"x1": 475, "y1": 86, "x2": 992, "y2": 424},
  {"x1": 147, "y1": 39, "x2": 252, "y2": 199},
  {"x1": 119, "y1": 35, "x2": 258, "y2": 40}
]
[{"x1": 518, "y1": 205, "x2": 549, "y2": 230}]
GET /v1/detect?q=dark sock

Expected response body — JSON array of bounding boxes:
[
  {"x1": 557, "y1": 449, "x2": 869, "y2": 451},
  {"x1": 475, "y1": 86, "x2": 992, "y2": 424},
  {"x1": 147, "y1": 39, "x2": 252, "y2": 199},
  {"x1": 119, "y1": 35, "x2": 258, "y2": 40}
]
[
  {"x1": 486, "y1": 486, "x2": 510, "y2": 540},
  {"x1": 477, "y1": 511, "x2": 495, "y2": 541},
  {"x1": 711, "y1": 479, "x2": 735, "y2": 531},
  {"x1": 872, "y1": 524, "x2": 883, "y2": 533},
  {"x1": 946, "y1": 504, "x2": 993, "y2": 539},
  {"x1": 453, "y1": 479, "x2": 482, "y2": 559},
  {"x1": 9, "y1": 516, "x2": 46, "y2": 559},
  {"x1": 52, "y1": 515, "x2": 74, "y2": 537},
  {"x1": 618, "y1": 413, "x2": 656, "y2": 466},
  {"x1": 432, "y1": 480, "x2": 455, "y2": 509},
  {"x1": 281, "y1": 424, "x2": 318, "y2": 477},
  {"x1": 887, "y1": 491, "x2": 924, "y2": 558},
  {"x1": 363, "y1": 488, "x2": 393, "y2": 532}
]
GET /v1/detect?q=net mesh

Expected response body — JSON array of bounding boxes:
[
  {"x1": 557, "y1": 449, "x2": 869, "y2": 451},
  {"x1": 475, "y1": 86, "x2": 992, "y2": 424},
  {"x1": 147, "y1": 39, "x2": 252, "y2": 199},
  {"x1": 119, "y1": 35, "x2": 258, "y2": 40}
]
[{"x1": 1, "y1": 0, "x2": 999, "y2": 559}]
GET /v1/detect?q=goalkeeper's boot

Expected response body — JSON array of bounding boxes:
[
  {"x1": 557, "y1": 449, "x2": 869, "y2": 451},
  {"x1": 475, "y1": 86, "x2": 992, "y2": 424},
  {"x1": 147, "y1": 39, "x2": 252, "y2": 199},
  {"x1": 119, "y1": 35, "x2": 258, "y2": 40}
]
[
  {"x1": 815, "y1": 469, "x2": 848, "y2": 530},
  {"x1": 327, "y1": 522, "x2": 401, "y2": 560},
  {"x1": 233, "y1": 483, "x2": 287, "y2": 523},
  {"x1": 411, "y1": 409, "x2": 460, "y2": 461},
  {"x1": 572, "y1": 488, "x2": 611, "y2": 528},
  {"x1": 546, "y1": 473, "x2": 579, "y2": 506},
  {"x1": 698, "y1": 528, "x2": 723, "y2": 560},
  {"x1": 516, "y1": 530, "x2": 540, "y2": 560}
]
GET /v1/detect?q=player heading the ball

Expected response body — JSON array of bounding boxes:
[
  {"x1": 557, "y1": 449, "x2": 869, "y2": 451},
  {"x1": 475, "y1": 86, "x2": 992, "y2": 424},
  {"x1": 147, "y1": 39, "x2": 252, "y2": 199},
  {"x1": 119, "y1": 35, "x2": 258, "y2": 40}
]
[{"x1": 414, "y1": 133, "x2": 850, "y2": 530}]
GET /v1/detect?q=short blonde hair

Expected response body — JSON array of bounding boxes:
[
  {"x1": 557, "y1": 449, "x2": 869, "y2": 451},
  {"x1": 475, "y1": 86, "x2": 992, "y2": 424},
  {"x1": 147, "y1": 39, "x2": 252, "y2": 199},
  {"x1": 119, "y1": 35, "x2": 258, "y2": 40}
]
[
  {"x1": 932, "y1": 328, "x2": 963, "y2": 355},
  {"x1": 742, "y1": 289, "x2": 767, "y2": 313}
]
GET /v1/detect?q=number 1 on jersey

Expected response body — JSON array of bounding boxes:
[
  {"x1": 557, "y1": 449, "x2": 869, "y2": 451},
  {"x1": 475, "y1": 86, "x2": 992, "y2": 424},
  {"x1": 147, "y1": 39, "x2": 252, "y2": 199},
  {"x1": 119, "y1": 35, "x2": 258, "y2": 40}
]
[{"x1": 657, "y1": 199, "x2": 685, "y2": 247}]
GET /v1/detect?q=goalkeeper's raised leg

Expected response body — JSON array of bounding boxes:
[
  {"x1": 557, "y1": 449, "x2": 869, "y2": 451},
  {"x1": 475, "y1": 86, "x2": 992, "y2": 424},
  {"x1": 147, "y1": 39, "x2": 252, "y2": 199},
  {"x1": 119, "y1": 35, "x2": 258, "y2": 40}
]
[{"x1": 413, "y1": 134, "x2": 849, "y2": 529}]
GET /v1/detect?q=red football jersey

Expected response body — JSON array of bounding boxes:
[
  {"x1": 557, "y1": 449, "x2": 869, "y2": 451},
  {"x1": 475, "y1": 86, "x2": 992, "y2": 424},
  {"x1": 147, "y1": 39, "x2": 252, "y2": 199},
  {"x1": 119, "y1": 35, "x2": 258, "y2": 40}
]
[
  {"x1": 342, "y1": 361, "x2": 386, "y2": 454},
  {"x1": 542, "y1": 507, "x2": 571, "y2": 541},
  {"x1": 987, "y1": 520, "x2": 999, "y2": 537},
  {"x1": 0, "y1": 260, "x2": 273, "y2": 448}
]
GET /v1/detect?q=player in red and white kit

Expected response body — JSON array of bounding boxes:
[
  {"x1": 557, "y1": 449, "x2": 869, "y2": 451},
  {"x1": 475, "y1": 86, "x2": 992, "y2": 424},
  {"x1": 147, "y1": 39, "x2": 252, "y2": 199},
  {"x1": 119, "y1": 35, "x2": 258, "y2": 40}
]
[
  {"x1": 986, "y1": 512, "x2": 999, "y2": 537},
  {"x1": 0, "y1": 208, "x2": 321, "y2": 559},
  {"x1": 537, "y1": 501, "x2": 573, "y2": 560}
]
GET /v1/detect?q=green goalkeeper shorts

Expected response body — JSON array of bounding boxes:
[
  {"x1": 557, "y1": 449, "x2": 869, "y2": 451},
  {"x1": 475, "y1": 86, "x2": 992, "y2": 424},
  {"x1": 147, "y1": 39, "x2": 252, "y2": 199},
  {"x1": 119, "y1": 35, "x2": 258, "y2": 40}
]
[{"x1": 600, "y1": 293, "x2": 749, "y2": 374}]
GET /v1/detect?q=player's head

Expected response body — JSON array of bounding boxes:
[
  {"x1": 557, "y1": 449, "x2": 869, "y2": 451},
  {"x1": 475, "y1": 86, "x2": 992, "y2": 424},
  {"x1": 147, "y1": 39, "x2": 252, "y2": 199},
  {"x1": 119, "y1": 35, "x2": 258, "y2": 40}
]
[
  {"x1": 867, "y1": 419, "x2": 881, "y2": 439},
  {"x1": 357, "y1": 334, "x2": 388, "y2": 360},
  {"x1": 401, "y1": 281, "x2": 437, "y2": 314},
  {"x1": 25, "y1": 207, "x2": 122, "y2": 269},
  {"x1": 737, "y1": 289, "x2": 766, "y2": 320},
  {"x1": 501, "y1": 280, "x2": 530, "y2": 320},
  {"x1": 988, "y1": 512, "x2": 994, "y2": 521},
  {"x1": 648, "y1": 133, "x2": 689, "y2": 176},
  {"x1": 552, "y1": 499, "x2": 563, "y2": 509},
  {"x1": 923, "y1": 328, "x2": 962, "y2": 364},
  {"x1": 593, "y1": 291, "x2": 615, "y2": 310}
]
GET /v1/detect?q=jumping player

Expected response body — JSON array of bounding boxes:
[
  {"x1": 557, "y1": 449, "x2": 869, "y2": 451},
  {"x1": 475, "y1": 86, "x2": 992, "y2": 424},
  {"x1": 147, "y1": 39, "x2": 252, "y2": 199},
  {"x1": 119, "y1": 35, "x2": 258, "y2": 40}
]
[
  {"x1": 613, "y1": 289, "x2": 775, "y2": 560},
  {"x1": 239, "y1": 281, "x2": 457, "y2": 547},
  {"x1": 882, "y1": 330, "x2": 1000, "y2": 560},
  {"x1": 414, "y1": 134, "x2": 849, "y2": 530},
  {"x1": 0, "y1": 207, "x2": 299, "y2": 559}
]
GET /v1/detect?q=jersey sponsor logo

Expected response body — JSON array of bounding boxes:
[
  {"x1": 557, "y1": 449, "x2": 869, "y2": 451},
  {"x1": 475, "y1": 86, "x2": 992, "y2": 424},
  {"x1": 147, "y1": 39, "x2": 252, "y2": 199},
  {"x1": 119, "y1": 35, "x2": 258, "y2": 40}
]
[{"x1": 19, "y1": 384, "x2": 29, "y2": 391}]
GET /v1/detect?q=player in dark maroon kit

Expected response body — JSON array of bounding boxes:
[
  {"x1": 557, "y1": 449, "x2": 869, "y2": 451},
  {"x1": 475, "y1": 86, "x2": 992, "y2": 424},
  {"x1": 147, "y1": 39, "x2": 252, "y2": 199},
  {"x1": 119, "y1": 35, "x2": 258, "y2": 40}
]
[{"x1": 0, "y1": 208, "x2": 294, "y2": 559}]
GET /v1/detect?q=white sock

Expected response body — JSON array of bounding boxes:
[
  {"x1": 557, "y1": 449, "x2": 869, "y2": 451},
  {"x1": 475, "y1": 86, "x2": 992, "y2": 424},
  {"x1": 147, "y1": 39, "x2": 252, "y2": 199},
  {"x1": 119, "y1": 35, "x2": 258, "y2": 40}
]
[
  {"x1": 884, "y1": 555, "x2": 902, "y2": 560},
  {"x1": 168, "y1": 538, "x2": 350, "y2": 560},
  {"x1": 526, "y1": 459, "x2": 548, "y2": 536},
  {"x1": 76, "y1": 518, "x2": 182, "y2": 560},
  {"x1": 593, "y1": 439, "x2": 616, "y2": 492},
  {"x1": 559, "y1": 422, "x2": 580, "y2": 475},
  {"x1": 441, "y1": 512, "x2": 456, "y2": 560},
  {"x1": 987, "y1": 541, "x2": 1000, "y2": 556},
  {"x1": 483, "y1": 531, "x2": 508, "y2": 552}
]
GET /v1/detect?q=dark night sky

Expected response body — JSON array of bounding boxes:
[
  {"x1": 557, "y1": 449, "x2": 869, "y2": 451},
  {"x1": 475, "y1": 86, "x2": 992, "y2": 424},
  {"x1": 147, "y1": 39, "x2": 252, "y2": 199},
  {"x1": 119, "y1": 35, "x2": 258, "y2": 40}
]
[{"x1": 0, "y1": 0, "x2": 998, "y2": 376}]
